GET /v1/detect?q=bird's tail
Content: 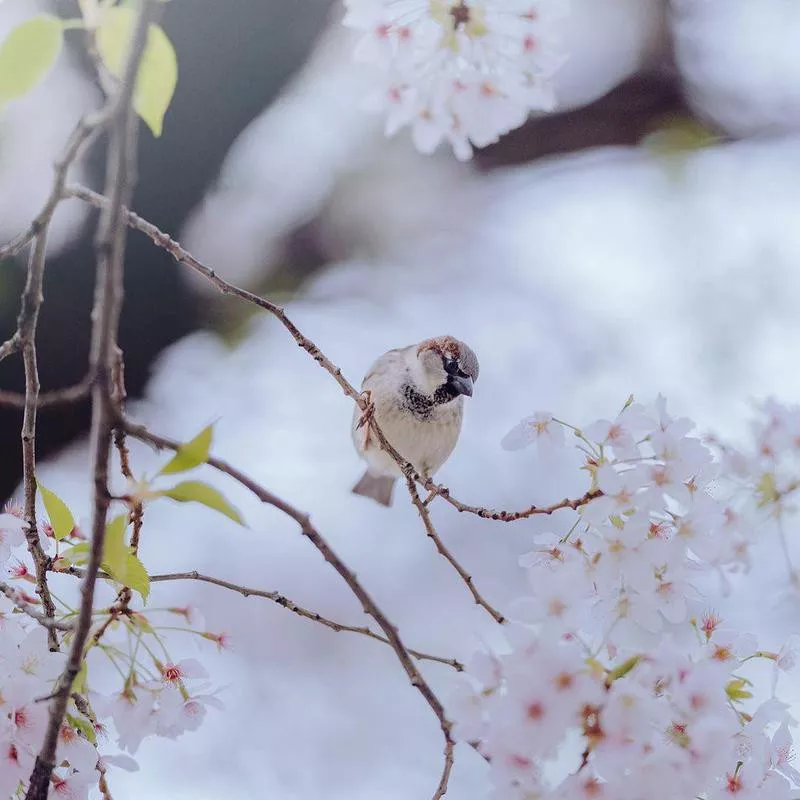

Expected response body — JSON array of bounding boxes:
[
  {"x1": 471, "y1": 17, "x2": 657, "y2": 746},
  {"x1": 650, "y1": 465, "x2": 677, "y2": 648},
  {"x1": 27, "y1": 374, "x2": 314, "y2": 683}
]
[{"x1": 352, "y1": 471, "x2": 396, "y2": 507}]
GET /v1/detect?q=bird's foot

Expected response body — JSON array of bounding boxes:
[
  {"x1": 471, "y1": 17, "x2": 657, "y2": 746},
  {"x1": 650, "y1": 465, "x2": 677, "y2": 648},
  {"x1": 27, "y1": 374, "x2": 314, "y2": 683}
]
[{"x1": 356, "y1": 390, "x2": 375, "y2": 431}]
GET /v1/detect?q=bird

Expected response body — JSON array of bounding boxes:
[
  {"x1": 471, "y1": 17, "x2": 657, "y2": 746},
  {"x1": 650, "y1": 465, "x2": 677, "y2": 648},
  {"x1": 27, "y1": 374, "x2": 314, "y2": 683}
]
[{"x1": 351, "y1": 335, "x2": 479, "y2": 506}]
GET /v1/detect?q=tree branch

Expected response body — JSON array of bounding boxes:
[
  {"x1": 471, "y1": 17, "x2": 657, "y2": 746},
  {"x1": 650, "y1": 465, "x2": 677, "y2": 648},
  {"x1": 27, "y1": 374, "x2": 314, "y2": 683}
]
[
  {"x1": 62, "y1": 565, "x2": 464, "y2": 671},
  {"x1": 18, "y1": 231, "x2": 60, "y2": 650},
  {"x1": 66, "y1": 184, "x2": 528, "y2": 623},
  {"x1": 0, "y1": 102, "x2": 118, "y2": 661},
  {"x1": 25, "y1": 3, "x2": 158, "y2": 797},
  {"x1": 0, "y1": 581, "x2": 74, "y2": 632},
  {"x1": 65, "y1": 183, "x2": 599, "y2": 520},
  {"x1": 121, "y1": 417, "x2": 456, "y2": 798},
  {"x1": 423, "y1": 483, "x2": 603, "y2": 521},
  {"x1": 0, "y1": 108, "x2": 113, "y2": 262},
  {"x1": 405, "y1": 477, "x2": 506, "y2": 623},
  {"x1": 0, "y1": 378, "x2": 91, "y2": 409},
  {"x1": 154, "y1": 570, "x2": 464, "y2": 671}
]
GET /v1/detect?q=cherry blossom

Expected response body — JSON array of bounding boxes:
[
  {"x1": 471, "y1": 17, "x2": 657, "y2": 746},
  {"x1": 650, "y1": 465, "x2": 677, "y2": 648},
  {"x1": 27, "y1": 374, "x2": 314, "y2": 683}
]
[
  {"x1": 343, "y1": 0, "x2": 568, "y2": 158},
  {"x1": 0, "y1": 512, "x2": 25, "y2": 567},
  {"x1": 450, "y1": 396, "x2": 800, "y2": 799},
  {"x1": 501, "y1": 411, "x2": 565, "y2": 452}
]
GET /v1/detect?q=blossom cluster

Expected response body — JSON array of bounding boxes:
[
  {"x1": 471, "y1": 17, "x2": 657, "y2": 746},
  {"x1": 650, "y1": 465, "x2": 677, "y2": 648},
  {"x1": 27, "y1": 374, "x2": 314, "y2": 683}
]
[
  {"x1": 710, "y1": 398, "x2": 800, "y2": 589},
  {"x1": 342, "y1": 0, "x2": 567, "y2": 159},
  {"x1": 450, "y1": 397, "x2": 800, "y2": 799},
  {"x1": 0, "y1": 509, "x2": 223, "y2": 800}
]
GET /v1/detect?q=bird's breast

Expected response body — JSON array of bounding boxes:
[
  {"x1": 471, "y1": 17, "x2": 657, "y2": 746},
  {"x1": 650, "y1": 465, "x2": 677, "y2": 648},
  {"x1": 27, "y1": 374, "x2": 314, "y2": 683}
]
[{"x1": 365, "y1": 396, "x2": 463, "y2": 478}]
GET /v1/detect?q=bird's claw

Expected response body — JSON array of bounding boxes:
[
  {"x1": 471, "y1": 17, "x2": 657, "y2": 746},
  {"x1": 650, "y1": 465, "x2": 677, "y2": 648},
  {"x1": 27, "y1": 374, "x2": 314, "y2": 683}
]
[{"x1": 356, "y1": 390, "x2": 375, "y2": 431}]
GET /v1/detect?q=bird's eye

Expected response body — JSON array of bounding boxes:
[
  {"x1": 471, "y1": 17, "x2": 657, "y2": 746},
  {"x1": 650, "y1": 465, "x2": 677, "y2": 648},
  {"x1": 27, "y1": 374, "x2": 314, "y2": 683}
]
[{"x1": 444, "y1": 358, "x2": 460, "y2": 375}]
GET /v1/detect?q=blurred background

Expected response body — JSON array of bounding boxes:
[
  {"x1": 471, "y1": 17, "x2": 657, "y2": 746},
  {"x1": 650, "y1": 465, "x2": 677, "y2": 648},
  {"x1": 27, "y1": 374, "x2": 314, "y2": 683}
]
[{"x1": 3, "y1": 0, "x2": 800, "y2": 797}]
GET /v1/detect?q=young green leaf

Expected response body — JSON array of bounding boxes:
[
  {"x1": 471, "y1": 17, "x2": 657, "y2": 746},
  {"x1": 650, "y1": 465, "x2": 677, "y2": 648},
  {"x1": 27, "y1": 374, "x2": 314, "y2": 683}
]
[
  {"x1": 157, "y1": 424, "x2": 213, "y2": 476},
  {"x1": 36, "y1": 479, "x2": 76, "y2": 541},
  {"x1": 66, "y1": 712, "x2": 97, "y2": 745},
  {"x1": 0, "y1": 15, "x2": 64, "y2": 105},
  {"x1": 101, "y1": 515, "x2": 129, "y2": 583},
  {"x1": 61, "y1": 542, "x2": 90, "y2": 566},
  {"x1": 101, "y1": 515, "x2": 150, "y2": 602},
  {"x1": 124, "y1": 552, "x2": 150, "y2": 603},
  {"x1": 73, "y1": 659, "x2": 89, "y2": 695},
  {"x1": 96, "y1": 7, "x2": 178, "y2": 137},
  {"x1": 160, "y1": 480, "x2": 244, "y2": 525}
]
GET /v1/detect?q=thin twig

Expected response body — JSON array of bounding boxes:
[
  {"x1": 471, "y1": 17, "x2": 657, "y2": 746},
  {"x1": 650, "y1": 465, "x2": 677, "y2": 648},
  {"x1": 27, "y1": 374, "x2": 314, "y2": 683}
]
[
  {"x1": 0, "y1": 378, "x2": 91, "y2": 409},
  {"x1": 61, "y1": 564, "x2": 463, "y2": 671},
  {"x1": 406, "y1": 477, "x2": 506, "y2": 624},
  {"x1": 0, "y1": 581, "x2": 74, "y2": 631},
  {"x1": 122, "y1": 418, "x2": 457, "y2": 798},
  {"x1": 65, "y1": 184, "x2": 361, "y2": 402},
  {"x1": 18, "y1": 231, "x2": 60, "y2": 649},
  {"x1": 66, "y1": 183, "x2": 602, "y2": 526},
  {"x1": 424, "y1": 483, "x2": 603, "y2": 522},
  {"x1": 0, "y1": 52, "x2": 117, "y2": 667},
  {"x1": 25, "y1": 4, "x2": 157, "y2": 798},
  {"x1": 434, "y1": 739, "x2": 455, "y2": 800},
  {"x1": 0, "y1": 109, "x2": 113, "y2": 263},
  {"x1": 111, "y1": 349, "x2": 142, "y2": 551},
  {"x1": 149, "y1": 570, "x2": 463, "y2": 670},
  {"x1": 0, "y1": 331, "x2": 21, "y2": 364},
  {"x1": 66, "y1": 184, "x2": 521, "y2": 624},
  {"x1": 0, "y1": 109, "x2": 113, "y2": 373}
]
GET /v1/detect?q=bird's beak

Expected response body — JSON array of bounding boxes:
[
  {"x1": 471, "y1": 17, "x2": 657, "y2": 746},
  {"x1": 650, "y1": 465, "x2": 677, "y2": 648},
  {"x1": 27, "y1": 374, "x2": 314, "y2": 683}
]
[{"x1": 451, "y1": 374, "x2": 473, "y2": 398}]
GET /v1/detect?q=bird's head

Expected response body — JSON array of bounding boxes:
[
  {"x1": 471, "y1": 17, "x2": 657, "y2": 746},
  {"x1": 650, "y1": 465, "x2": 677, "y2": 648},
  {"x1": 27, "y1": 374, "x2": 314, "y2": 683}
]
[{"x1": 413, "y1": 336, "x2": 479, "y2": 400}]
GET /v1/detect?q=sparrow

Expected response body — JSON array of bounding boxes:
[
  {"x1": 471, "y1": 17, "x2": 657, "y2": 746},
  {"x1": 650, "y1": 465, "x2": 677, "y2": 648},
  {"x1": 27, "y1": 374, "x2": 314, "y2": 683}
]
[{"x1": 351, "y1": 335, "x2": 479, "y2": 506}]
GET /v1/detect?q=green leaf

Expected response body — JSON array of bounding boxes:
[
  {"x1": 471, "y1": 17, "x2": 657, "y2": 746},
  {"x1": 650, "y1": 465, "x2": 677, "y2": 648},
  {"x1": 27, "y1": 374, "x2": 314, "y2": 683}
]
[
  {"x1": 73, "y1": 660, "x2": 88, "y2": 695},
  {"x1": 96, "y1": 7, "x2": 178, "y2": 137},
  {"x1": 124, "y1": 552, "x2": 150, "y2": 603},
  {"x1": 608, "y1": 655, "x2": 641, "y2": 682},
  {"x1": 36, "y1": 479, "x2": 76, "y2": 541},
  {"x1": 160, "y1": 480, "x2": 244, "y2": 525},
  {"x1": 100, "y1": 515, "x2": 150, "y2": 602},
  {"x1": 66, "y1": 712, "x2": 97, "y2": 745},
  {"x1": 0, "y1": 15, "x2": 63, "y2": 105},
  {"x1": 101, "y1": 515, "x2": 129, "y2": 582},
  {"x1": 157, "y1": 424, "x2": 213, "y2": 476},
  {"x1": 726, "y1": 678, "x2": 753, "y2": 703},
  {"x1": 61, "y1": 542, "x2": 90, "y2": 566}
]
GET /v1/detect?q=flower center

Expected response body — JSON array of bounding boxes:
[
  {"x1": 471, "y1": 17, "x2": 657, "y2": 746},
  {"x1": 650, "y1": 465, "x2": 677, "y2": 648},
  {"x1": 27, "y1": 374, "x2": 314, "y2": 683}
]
[{"x1": 449, "y1": 0, "x2": 471, "y2": 29}]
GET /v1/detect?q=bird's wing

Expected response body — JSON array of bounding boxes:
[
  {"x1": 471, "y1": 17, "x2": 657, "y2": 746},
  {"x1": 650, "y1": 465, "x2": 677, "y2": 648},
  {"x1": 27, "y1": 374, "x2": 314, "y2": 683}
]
[{"x1": 361, "y1": 346, "x2": 408, "y2": 389}]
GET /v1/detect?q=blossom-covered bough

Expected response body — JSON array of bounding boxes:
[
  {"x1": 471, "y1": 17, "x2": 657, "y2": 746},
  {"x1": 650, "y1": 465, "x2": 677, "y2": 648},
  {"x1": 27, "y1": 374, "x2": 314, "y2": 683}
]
[{"x1": 1, "y1": 1, "x2": 800, "y2": 799}]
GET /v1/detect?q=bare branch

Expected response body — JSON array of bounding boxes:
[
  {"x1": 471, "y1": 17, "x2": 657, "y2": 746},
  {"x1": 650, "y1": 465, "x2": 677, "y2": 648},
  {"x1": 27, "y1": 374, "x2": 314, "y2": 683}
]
[
  {"x1": 151, "y1": 570, "x2": 464, "y2": 671},
  {"x1": 66, "y1": 182, "x2": 599, "y2": 517},
  {"x1": 0, "y1": 107, "x2": 113, "y2": 263},
  {"x1": 1, "y1": 108, "x2": 118, "y2": 659},
  {"x1": 434, "y1": 739, "x2": 455, "y2": 800},
  {"x1": 62, "y1": 564, "x2": 463, "y2": 671},
  {"x1": 405, "y1": 477, "x2": 506, "y2": 624},
  {"x1": 0, "y1": 331, "x2": 22, "y2": 364},
  {"x1": 65, "y1": 184, "x2": 363, "y2": 401},
  {"x1": 424, "y1": 482, "x2": 602, "y2": 522},
  {"x1": 18, "y1": 231, "x2": 60, "y2": 649},
  {"x1": 122, "y1": 418, "x2": 457, "y2": 797},
  {"x1": 66, "y1": 185, "x2": 518, "y2": 624},
  {"x1": 0, "y1": 378, "x2": 91, "y2": 409},
  {"x1": 0, "y1": 581, "x2": 74, "y2": 632},
  {"x1": 25, "y1": 3, "x2": 158, "y2": 797},
  {"x1": 0, "y1": 108, "x2": 115, "y2": 378}
]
